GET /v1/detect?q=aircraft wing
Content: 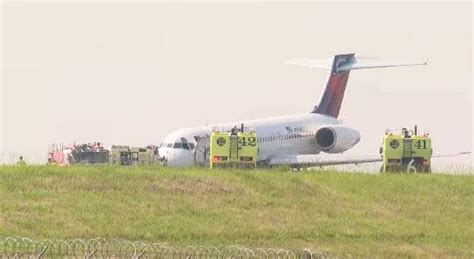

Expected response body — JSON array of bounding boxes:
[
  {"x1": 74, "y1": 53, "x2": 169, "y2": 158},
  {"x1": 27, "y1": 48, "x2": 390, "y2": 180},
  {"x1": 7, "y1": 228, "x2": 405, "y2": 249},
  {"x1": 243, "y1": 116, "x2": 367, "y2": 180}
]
[
  {"x1": 267, "y1": 154, "x2": 382, "y2": 167},
  {"x1": 432, "y1": 151, "x2": 471, "y2": 158},
  {"x1": 267, "y1": 152, "x2": 471, "y2": 168}
]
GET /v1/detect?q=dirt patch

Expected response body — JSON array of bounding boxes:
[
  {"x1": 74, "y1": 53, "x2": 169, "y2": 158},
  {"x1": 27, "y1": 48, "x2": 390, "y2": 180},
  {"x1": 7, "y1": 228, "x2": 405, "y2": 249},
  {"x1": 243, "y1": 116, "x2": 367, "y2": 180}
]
[
  {"x1": 397, "y1": 243, "x2": 447, "y2": 258},
  {"x1": 371, "y1": 203, "x2": 399, "y2": 219}
]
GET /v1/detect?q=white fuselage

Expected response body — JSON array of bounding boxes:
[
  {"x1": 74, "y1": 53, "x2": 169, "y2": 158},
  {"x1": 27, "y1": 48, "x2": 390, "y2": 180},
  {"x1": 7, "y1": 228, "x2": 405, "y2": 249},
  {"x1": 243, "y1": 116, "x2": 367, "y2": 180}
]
[{"x1": 159, "y1": 113, "x2": 342, "y2": 167}]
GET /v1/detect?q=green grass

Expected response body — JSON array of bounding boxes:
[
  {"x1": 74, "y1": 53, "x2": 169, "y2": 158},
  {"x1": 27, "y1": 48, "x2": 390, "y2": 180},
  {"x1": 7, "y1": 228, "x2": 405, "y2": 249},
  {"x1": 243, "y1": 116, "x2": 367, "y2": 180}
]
[{"x1": 0, "y1": 166, "x2": 473, "y2": 257}]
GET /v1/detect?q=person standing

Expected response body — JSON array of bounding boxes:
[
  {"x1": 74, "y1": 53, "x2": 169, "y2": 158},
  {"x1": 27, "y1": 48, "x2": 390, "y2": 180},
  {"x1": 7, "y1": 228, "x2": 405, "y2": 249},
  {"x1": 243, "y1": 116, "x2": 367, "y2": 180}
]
[{"x1": 17, "y1": 156, "x2": 26, "y2": 166}]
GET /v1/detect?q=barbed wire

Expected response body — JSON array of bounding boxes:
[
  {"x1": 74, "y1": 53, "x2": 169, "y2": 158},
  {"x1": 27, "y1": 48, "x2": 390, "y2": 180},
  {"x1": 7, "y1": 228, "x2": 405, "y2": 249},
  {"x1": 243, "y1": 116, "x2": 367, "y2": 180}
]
[{"x1": 0, "y1": 237, "x2": 334, "y2": 258}]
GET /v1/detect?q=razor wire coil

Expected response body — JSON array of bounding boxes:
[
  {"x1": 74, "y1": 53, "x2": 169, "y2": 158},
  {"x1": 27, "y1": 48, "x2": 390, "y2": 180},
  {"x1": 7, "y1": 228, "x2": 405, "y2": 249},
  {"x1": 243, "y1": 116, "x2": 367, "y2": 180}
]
[{"x1": 0, "y1": 236, "x2": 333, "y2": 258}]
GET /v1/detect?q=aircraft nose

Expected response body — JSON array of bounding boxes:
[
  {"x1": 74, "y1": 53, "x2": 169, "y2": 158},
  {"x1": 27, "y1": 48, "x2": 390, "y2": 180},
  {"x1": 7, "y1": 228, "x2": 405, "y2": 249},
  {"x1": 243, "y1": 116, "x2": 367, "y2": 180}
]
[
  {"x1": 158, "y1": 148, "x2": 170, "y2": 165},
  {"x1": 163, "y1": 151, "x2": 178, "y2": 166},
  {"x1": 165, "y1": 149, "x2": 195, "y2": 167},
  {"x1": 160, "y1": 156, "x2": 168, "y2": 164}
]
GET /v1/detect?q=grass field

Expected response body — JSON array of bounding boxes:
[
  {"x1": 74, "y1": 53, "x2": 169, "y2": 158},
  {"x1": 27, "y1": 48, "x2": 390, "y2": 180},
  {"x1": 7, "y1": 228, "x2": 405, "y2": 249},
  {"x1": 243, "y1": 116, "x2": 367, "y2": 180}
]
[{"x1": 0, "y1": 166, "x2": 473, "y2": 257}]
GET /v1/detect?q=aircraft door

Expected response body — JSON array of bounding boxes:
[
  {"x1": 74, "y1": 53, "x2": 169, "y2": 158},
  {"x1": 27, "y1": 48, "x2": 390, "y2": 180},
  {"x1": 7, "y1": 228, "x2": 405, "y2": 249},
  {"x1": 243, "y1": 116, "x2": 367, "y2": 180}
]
[{"x1": 194, "y1": 136, "x2": 210, "y2": 167}]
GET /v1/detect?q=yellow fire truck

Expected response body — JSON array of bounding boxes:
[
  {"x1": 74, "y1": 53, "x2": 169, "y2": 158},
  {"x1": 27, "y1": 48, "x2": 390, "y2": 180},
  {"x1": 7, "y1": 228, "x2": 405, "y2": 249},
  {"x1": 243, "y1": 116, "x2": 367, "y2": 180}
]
[
  {"x1": 110, "y1": 145, "x2": 160, "y2": 166},
  {"x1": 380, "y1": 126, "x2": 432, "y2": 173},
  {"x1": 209, "y1": 125, "x2": 258, "y2": 168}
]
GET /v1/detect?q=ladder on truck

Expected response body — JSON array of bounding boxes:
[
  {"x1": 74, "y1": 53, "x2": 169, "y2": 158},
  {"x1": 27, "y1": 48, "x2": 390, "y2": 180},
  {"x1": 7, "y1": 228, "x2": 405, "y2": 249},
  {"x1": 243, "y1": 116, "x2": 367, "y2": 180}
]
[
  {"x1": 229, "y1": 135, "x2": 239, "y2": 159},
  {"x1": 403, "y1": 139, "x2": 413, "y2": 157}
]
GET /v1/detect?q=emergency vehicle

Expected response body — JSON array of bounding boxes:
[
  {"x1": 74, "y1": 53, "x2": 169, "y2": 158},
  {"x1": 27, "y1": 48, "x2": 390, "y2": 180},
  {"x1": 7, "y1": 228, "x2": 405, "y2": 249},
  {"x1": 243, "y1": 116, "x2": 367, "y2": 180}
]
[
  {"x1": 48, "y1": 142, "x2": 109, "y2": 165},
  {"x1": 209, "y1": 125, "x2": 258, "y2": 168},
  {"x1": 110, "y1": 145, "x2": 160, "y2": 166},
  {"x1": 380, "y1": 126, "x2": 432, "y2": 173}
]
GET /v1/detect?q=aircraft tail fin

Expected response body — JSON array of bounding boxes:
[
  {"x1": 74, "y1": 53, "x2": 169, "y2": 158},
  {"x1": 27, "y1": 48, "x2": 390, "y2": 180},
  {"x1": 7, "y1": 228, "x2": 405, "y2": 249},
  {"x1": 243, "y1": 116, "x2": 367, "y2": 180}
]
[{"x1": 287, "y1": 54, "x2": 427, "y2": 118}]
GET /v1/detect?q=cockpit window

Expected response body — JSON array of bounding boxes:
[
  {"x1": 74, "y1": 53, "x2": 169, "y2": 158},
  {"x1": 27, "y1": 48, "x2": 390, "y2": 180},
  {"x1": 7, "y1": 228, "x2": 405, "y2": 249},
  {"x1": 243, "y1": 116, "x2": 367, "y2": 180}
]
[
  {"x1": 189, "y1": 143, "x2": 195, "y2": 150},
  {"x1": 173, "y1": 143, "x2": 182, "y2": 149},
  {"x1": 182, "y1": 143, "x2": 189, "y2": 150},
  {"x1": 167, "y1": 143, "x2": 172, "y2": 148}
]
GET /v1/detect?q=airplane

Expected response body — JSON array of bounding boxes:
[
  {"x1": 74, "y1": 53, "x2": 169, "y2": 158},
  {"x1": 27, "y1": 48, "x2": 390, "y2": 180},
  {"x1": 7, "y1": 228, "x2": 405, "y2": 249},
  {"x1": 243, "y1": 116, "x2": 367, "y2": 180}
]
[{"x1": 158, "y1": 53, "x2": 427, "y2": 167}]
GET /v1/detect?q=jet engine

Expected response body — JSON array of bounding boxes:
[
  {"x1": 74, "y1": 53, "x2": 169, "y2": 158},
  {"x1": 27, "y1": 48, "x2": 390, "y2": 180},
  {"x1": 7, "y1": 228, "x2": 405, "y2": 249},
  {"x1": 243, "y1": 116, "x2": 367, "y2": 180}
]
[{"x1": 315, "y1": 125, "x2": 361, "y2": 153}]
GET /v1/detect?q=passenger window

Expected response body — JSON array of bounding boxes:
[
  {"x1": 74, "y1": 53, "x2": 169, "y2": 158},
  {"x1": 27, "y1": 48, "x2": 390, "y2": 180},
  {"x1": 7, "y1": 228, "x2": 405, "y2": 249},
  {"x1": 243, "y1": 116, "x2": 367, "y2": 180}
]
[
  {"x1": 189, "y1": 143, "x2": 195, "y2": 150},
  {"x1": 167, "y1": 143, "x2": 172, "y2": 148},
  {"x1": 173, "y1": 143, "x2": 182, "y2": 149}
]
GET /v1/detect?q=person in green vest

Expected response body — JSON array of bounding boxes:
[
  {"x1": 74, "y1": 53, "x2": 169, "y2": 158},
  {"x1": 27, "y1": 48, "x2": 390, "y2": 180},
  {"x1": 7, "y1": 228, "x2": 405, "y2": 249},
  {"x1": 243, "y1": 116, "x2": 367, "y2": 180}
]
[{"x1": 17, "y1": 156, "x2": 26, "y2": 166}]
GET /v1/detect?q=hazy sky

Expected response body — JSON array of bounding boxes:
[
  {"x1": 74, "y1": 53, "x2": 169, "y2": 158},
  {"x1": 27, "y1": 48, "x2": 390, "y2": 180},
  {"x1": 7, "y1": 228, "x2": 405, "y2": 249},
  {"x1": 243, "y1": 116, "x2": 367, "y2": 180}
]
[{"x1": 1, "y1": 1, "x2": 472, "y2": 164}]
